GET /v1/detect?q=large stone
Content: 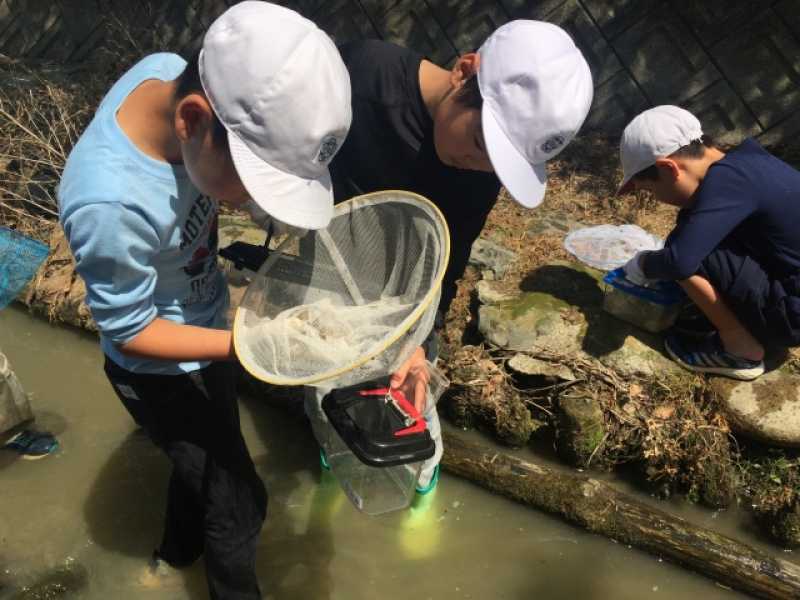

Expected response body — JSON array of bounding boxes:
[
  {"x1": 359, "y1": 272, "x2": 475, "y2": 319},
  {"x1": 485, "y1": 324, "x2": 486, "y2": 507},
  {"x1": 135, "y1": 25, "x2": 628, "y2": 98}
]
[
  {"x1": 469, "y1": 238, "x2": 517, "y2": 278},
  {"x1": 477, "y1": 261, "x2": 681, "y2": 379},
  {"x1": 711, "y1": 370, "x2": 800, "y2": 447},
  {"x1": 555, "y1": 386, "x2": 608, "y2": 469},
  {"x1": 475, "y1": 280, "x2": 514, "y2": 305},
  {"x1": 599, "y1": 335, "x2": 683, "y2": 379},
  {"x1": 507, "y1": 353, "x2": 577, "y2": 382}
]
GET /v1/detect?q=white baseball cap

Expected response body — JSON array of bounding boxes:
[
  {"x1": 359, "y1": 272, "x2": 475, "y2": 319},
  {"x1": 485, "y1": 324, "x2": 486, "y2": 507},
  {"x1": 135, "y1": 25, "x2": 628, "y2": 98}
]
[
  {"x1": 199, "y1": 1, "x2": 351, "y2": 230},
  {"x1": 478, "y1": 20, "x2": 593, "y2": 208},
  {"x1": 618, "y1": 105, "x2": 704, "y2": 194}
]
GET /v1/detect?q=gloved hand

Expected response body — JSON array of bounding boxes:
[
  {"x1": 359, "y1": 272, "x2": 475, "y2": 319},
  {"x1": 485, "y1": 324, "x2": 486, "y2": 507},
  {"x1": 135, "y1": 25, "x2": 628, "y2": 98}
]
[
  {"x1": 622, "y1": 251, "x2": 654, "y2": 287},
  {"x1": 243, "y1": 199, "x2": 309, "y2": 238}
]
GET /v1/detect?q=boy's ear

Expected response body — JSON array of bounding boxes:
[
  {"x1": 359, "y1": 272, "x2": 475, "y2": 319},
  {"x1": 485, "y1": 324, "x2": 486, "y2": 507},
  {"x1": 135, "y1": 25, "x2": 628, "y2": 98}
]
[
  {"x1": 174, "y1": 93, "x2": 214, "y2": 142},
  {"x1": 654, "y1": 157, "x2": 681, "y2": 182},
  {"x1": 449, "y1": 52, "x2": 481, "y2": 90}
]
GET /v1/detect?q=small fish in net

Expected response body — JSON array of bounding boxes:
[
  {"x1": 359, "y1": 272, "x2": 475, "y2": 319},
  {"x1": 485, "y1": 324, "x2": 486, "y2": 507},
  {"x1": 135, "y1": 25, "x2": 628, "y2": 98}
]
[{"x1": 249, "y1": 297, "x2": 413, "y2": 378}]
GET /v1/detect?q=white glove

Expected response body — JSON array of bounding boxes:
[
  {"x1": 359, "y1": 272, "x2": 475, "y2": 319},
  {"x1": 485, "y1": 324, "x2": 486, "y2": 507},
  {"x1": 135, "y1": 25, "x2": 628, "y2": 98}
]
[
  {"x1": 243, "y1": 199, "x2": 309, "y2": 238},
  {"x1": 622, "y1": 251, "x2": 654, "y2": 287}
]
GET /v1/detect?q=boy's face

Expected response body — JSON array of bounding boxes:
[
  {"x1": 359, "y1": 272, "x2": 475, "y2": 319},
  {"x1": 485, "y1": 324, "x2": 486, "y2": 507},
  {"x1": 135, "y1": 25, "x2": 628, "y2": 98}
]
[
  {"x1": 630, "y1": 158, "x2": 698, "y2": 208},
  {"x1": 175, "y1": 94, "x2": 250, "y2": 207},
  {"x1": 433, "y1": 99, "x2": 492, "y2": 172},
  {"x1": 432, "y1": 54, "x2": 493, "y2": 173}
]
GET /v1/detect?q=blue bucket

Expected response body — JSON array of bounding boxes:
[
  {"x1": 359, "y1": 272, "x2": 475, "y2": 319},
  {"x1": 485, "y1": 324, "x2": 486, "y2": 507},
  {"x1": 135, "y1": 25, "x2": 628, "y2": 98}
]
[{"x1": 0, "y1": 227, "x2": 49, "y2": 309}]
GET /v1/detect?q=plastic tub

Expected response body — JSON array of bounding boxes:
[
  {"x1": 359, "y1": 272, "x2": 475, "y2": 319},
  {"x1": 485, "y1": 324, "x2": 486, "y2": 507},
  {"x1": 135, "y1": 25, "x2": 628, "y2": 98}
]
[
  {"x1": 602, "y1": 268, "x2": 685, "y2": 333},
  {"x1": 319, "y1": 378, "x2": 436, "y2": 516}
]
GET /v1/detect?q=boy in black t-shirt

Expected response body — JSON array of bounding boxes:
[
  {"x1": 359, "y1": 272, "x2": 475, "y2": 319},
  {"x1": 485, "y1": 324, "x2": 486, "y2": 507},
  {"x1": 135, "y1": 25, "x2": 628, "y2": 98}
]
[
  {"x1": 318, "y1": 21, "x2": 594, "y2": 493},
  {"x1": 620, "y1": 105, "x2": 800, "y2": 381}
]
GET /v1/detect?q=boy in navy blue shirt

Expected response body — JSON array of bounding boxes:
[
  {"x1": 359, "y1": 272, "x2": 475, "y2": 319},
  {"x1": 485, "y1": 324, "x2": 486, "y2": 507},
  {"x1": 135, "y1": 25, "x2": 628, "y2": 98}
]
[{"x1": 619, "y1": 105, "x2": 800, "y2": 381}]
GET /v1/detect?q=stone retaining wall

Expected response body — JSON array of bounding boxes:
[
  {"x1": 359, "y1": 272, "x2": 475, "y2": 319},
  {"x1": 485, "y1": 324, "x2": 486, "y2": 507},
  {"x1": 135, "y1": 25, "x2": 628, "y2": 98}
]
[{"x1": 2, "y1": 0, "x2": 799, "y2": 143}]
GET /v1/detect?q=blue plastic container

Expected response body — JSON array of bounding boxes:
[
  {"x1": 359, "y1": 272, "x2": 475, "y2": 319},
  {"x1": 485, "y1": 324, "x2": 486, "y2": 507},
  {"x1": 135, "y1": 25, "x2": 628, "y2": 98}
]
[{"x1": 602, "y1": 268, "x2": 685, "y2": 333}]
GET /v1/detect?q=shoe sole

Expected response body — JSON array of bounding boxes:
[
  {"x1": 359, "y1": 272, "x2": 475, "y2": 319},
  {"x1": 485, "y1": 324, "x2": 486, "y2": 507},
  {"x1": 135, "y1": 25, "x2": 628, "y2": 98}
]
[{"x1": 664, "y1": 341, "x2": 764, "y2": 381}]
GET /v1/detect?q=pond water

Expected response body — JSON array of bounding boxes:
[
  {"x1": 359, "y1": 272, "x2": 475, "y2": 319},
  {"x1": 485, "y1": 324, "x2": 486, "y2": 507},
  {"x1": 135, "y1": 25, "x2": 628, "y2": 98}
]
[{"x1": 0, "y1": 306, "x2": 758, "y2": 599}]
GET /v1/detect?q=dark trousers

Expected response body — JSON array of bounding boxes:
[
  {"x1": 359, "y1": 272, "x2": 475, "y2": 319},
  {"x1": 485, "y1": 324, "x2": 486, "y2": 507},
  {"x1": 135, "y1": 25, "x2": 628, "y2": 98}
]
[
  {"x1": 104, "y1": 357, "x2": 267, "y2": 600},
  {"x1": 699, "y1": 247, "x2": 800, "y2": 347}
]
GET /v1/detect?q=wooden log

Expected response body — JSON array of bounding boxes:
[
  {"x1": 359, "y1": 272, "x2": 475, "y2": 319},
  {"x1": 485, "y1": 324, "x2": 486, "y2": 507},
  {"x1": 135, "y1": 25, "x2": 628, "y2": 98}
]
[{"x1": 442, "y1": 430, "x2": 800, "y2": 600}]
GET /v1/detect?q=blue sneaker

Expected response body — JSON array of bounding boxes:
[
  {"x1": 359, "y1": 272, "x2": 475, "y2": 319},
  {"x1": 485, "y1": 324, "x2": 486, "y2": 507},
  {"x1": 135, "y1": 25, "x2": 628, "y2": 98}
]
[
  {"x1": 664, "y1": 333, "x2": 764, "y2": 381},
  {"x1": 3, "y1": 429, "x2": 58, "y2": 460},
  {"x1": 672, "y1": 304, "x2": 716, "y2": 338}
]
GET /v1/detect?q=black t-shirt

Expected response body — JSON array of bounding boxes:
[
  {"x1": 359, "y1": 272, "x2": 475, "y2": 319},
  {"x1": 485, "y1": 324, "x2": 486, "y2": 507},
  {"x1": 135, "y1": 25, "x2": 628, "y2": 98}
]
[
  {"x1": 643, "y1": 139, "x2": 800, "y2": 282},
  {"x1": 330, "y1": 40, "x2": 501, "y2": 314}
]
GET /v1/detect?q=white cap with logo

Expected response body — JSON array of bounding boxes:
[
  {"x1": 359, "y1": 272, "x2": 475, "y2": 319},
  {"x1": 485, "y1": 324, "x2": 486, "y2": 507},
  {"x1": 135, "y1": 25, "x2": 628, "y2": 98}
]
[
  {"x1": 618, "y1": 105, "x2": 704, "y2": 194},
  {"x1": 478, "y1": 20, "x2": 593, "y2": 208},
  {"x1": 199, "y1": 1, "x2": 352, "y2": 230}
]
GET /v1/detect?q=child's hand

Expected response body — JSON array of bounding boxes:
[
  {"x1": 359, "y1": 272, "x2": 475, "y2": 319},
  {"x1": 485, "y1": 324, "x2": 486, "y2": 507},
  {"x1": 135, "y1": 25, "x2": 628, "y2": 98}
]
[
  {"x1": 623, "y1": 251, "x2": 652, "y2": 286},
  {"x1": 389, "y1": 346, "x2": 430, "y2": 414}
]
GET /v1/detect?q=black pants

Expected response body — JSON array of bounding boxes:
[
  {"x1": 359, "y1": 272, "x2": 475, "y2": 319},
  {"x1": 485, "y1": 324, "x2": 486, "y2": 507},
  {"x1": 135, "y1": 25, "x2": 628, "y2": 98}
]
[
  {"x1": 104, "y1": 357, "x2": 267, "y2": 600},
  {"x1": 698, "y1": 247, "x2": 800, "y2": 347}
]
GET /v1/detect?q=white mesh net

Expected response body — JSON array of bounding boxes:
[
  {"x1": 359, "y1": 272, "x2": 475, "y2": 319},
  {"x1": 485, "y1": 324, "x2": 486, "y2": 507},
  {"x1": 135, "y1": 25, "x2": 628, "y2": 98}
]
[
  {"x1": 564, "y1": 224, "x2": 664, "y2": 271},
  {"x1": 233, "y1": 191, "x2": 449, "y2": 388}
]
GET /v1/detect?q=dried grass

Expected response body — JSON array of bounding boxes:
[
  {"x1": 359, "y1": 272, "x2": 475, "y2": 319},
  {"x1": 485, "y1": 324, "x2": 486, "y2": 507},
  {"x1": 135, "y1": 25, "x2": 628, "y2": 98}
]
[{"x1": 0, "y1": 61, "x2": 102, "y2": 240}]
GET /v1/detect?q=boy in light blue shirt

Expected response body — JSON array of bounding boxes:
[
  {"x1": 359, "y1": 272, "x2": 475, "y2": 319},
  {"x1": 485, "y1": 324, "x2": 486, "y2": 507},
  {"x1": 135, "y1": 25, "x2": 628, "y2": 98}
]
[{"x1": 58, "y1": 3, "x2": 352, "y2": 598}]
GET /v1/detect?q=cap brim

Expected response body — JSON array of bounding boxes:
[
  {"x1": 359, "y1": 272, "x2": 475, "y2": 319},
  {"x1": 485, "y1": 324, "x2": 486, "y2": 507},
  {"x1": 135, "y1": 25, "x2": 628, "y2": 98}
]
[
  {"x1": 482, "y1": 104, "x2": 547, "y2": 208},
  {"x1": 228, "y1": 132, "x2": 333, "y2": 230}
]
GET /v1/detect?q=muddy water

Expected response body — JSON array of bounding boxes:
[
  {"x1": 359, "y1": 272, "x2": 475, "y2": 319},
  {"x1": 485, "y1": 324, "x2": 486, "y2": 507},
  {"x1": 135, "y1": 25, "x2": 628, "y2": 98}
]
[{"x1": 0, "y1": 306, "x2": 755, "y2": 600}]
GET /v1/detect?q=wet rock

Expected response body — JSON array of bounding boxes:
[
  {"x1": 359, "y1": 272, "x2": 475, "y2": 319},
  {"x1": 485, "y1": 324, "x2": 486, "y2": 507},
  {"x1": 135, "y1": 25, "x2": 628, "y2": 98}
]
[
  {"x1": 507, "y1": 353, "x2": 576, "y2": 382},
  {"x1": 477, "y1": 261, "x2": 680, "y2": 379},
  {"x1": 469, "y1": 238, "x2": 517, "y2": 278},
  {"x1": 710, "y1": 370, "x2": 800, "y2": 447},
  {"x1": 555, "y1": 386, "x2": 608, "y2": 469},
  {"x1": 599, "y1": 336, "x2": 683, "y2": 379}
]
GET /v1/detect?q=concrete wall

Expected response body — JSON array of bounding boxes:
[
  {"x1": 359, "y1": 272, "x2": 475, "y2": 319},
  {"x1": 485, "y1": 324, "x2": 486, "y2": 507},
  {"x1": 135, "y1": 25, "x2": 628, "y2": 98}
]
[{"x1": 2, "y1": 0, "x2": 800, "y2": 143}]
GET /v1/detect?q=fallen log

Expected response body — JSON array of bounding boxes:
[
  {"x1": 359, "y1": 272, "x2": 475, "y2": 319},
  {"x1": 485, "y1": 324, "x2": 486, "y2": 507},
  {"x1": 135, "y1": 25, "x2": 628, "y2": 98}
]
[{"x1": 441, "y1": 429, "x2": 800, "y2": 600}]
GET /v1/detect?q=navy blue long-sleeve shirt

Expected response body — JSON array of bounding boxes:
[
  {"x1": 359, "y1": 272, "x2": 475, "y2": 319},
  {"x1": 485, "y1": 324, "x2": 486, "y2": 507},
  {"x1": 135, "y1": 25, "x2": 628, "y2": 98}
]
[{"x1": 642, "y1": 139, "x2": 800, "y2": 282}]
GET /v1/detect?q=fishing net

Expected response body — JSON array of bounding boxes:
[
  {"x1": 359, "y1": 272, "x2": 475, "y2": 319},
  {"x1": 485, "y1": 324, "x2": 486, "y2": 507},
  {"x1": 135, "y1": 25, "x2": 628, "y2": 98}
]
[
  {"x1": 0, "y1": 227, "x2": 49, "y2": 310},
  {"x1": 233, "y1": 191, "x2": 450, "y2": 388},
  {"x1": 564, "y1": 224, "x2": 663, "y2": 271}
]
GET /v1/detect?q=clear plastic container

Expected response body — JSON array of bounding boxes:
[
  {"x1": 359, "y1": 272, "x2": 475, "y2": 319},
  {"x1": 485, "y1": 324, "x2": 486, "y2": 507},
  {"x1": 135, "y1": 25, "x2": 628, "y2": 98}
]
[
  {"x1": 312, "y1": 370, "x2": 450, "y2": 516},
  {"x1": 325, "y1": 425, "x2": 422, "y2": 515},
  {"x1": 602, "y1": 268, "x2": 684, "y2": 333}
]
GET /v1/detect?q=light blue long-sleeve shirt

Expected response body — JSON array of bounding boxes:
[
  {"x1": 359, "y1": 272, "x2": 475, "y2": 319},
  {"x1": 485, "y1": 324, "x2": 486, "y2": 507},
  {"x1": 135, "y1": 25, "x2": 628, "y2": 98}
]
[{"x1": 59, "y1": 53, "x2": 228, "y2": 375}]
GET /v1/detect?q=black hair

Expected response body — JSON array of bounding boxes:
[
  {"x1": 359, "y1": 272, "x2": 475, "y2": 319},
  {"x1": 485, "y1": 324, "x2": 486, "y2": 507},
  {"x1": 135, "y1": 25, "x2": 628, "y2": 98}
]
[
  {"x1": 174, "y1": 50, "x2": 229, "y2": 148},
  {"x1": 633, "y1": 134, "x2": 718, "y2": 181},
  {"x1": 456, "y1": 74, "x2": 483, "y2": 109}
]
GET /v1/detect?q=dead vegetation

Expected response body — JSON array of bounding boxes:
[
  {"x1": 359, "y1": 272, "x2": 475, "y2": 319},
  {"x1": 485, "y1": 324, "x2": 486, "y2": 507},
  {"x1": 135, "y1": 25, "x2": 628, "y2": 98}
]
[{"x1": 0, "y1": 60, "x2": 104, "y2": 241}]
